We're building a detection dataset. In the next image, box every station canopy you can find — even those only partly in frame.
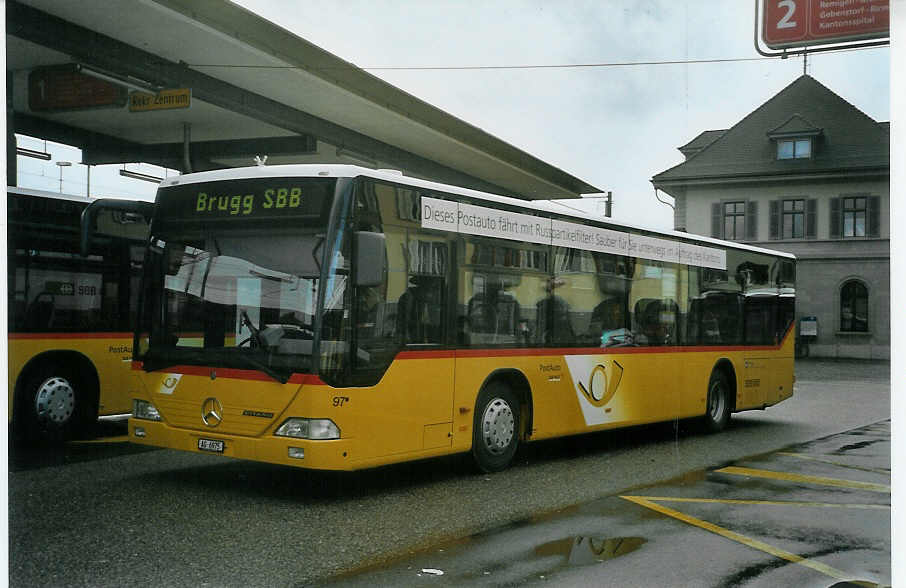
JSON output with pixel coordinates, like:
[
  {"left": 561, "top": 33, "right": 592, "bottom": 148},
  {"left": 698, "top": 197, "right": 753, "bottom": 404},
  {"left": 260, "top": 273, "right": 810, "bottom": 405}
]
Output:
[{"left": 6, "top": 0, "right": 602, "bottom": 199}]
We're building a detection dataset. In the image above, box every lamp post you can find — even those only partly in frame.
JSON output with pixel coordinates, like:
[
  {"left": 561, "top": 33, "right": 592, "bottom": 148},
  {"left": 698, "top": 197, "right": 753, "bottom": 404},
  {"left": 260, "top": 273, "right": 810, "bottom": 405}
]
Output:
[{"left": 55, "top": 161, "right": 72, "bottom": 193}]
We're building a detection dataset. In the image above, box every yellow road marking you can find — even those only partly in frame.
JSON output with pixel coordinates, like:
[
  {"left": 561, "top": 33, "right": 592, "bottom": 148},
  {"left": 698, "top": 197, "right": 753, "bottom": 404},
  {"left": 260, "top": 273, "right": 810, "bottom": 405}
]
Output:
[
  {"left": 777, "top": 452, "right": 890, "bottom": 475},
  {"left": 631, "top": 496, "right": 888, "bottom": 509},
  {"left": 69, "top": 435, "right": 131, "bottom": 445},
  {"left": 621, "top": 495, "right": 858, "bottom": 583},
  {"left": 716, "top": 466, "right": 890, "bottom": 493}
]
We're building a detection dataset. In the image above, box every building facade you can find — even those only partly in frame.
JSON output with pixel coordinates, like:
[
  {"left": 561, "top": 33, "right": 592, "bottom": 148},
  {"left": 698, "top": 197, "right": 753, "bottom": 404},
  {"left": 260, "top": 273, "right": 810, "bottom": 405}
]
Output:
[{"left": 652, "top": 75, "right": 889, "bottom": 359}]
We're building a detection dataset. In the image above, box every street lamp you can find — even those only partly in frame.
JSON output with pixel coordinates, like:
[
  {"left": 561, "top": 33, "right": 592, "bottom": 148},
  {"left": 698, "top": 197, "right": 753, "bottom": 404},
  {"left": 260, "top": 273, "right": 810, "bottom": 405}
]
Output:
[{"left": 56, "top": 161, "right": 72, "bottom": 193}]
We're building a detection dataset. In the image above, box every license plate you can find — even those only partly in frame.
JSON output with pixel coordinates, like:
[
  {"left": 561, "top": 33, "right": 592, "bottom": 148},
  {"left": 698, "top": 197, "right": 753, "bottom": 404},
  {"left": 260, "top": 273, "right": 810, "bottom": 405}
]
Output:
[{"left": 197, "top": 438, "right": 224, "bottom": 453}]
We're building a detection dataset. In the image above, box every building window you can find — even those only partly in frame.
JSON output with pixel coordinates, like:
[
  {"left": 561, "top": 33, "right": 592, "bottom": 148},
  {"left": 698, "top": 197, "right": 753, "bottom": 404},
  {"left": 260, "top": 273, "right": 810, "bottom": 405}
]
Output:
[
  {"left": 782, "top": 199, "right": 805, "bottom": 239},
  {"left": 840, "top": 280, "right": 868, "bottom": 332},
  {"left": 713, "top": 201, "right": 757, "bottom": 241},
  {"left": 842, "top": 197, "right": 866, "bottom": 237},
  {"left": 723, "top": 202, "right": 746, "bottom": 240},
  {"left": 777, "top": 138, "right": 811, "bottom": 159},
  {"left": 830, "top": 195, "right": 879, "bottom": 240},
  {"left": 770, "top": 198, "right": 815, "bottom": 240}
]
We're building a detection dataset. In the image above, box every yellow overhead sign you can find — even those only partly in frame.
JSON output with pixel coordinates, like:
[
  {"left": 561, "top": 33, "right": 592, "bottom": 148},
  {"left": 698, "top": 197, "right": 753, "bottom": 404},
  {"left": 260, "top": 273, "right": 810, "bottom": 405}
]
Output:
[{"left": 129, "top": 88, "right": 191, "bottom": 112}]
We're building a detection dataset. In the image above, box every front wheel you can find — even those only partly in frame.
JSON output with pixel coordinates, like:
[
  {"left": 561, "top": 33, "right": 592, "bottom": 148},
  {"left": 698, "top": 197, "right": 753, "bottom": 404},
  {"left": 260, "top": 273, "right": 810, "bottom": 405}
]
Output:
[
  {"left": 13, "top": 364, "right": 92, "bottom": 444},
  {"left": 702, "top": 370, "right": 731, "bottom": 433},
  {"left": 472, "top": 382, "right": 520, "bottom": 473}
]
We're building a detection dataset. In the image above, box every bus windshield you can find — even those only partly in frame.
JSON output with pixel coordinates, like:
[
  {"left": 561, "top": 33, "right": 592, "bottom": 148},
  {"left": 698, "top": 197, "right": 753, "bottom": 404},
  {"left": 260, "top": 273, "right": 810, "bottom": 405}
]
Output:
[{"left": 136, "top": 177, "right": 338, "bottom": 382}]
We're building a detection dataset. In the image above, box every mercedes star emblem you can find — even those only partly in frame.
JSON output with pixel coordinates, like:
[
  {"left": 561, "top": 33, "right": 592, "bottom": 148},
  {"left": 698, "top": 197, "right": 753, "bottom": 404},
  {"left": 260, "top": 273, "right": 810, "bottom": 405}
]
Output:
[{"left": 201, "top": 397, "right": 223, "bottom": 427}]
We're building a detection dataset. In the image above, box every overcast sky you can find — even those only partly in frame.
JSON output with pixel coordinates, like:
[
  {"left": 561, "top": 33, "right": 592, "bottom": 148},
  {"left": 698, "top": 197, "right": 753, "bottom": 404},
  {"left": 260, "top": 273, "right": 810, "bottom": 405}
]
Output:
[{"left": 234, "top": 0, "right": 891, "bottom": 229}]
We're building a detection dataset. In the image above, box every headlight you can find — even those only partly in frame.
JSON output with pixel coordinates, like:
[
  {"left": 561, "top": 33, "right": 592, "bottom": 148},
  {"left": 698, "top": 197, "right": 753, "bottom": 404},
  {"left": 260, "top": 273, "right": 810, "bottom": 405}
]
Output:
[
  {"left": 133, "top": 399, "right": 162, "bottom": 421},
  {"left": 275, "top": 418, "right": 340, "bottom": 440}
]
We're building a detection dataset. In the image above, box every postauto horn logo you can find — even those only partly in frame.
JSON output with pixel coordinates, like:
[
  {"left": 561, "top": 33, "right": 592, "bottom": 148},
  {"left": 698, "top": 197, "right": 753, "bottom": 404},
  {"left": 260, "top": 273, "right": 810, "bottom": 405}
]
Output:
[{"left": 565, "top": 356, "right": 625, "bottom": 426}]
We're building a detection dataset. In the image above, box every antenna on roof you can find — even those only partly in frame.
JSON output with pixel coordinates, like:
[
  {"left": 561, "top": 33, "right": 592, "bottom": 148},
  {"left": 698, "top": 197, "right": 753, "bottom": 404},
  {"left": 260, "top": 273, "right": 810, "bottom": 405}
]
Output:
[{"left": 254, "top": 155, "right": 268, "bottom": 166}]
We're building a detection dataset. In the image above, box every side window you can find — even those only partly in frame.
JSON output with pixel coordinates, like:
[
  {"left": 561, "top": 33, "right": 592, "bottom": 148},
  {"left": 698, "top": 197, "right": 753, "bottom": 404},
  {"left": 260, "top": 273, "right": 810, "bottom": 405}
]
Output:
[
  {"left": 686, "top": 251, "right": 792, "bottom": 347},
  {"left": 459, "top": 237, "right": 548, "bottom": 347},
  {"left": 548, "top": 247, "right": 634, "bottom": 348},
  {"left": 395, "top": 237, "right": 448, "bottom": 345},
  {"left": 352, "top": 181, "right": 450, "bottom": 366},
  {"left": 686, "top": 291, "right": 743, "bottom": 346},
  {"left": 8, "top": 235, "right": 113, "bottom": 333},
  {"left": 744, "top": 296, "right": 776, "bottom": 345},
  {"left": 589, "top": 253, "right": 633, "bottom": 347},
  {"left": 628, "top": 261, "right": 679, "bottom": 347}
]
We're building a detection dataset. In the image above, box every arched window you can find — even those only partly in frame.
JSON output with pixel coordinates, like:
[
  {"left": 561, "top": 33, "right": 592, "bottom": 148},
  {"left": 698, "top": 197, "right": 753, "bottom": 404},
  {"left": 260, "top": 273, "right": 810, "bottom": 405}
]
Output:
[{"left": 840, "top": 280, "right": 869, "bottom": 332}]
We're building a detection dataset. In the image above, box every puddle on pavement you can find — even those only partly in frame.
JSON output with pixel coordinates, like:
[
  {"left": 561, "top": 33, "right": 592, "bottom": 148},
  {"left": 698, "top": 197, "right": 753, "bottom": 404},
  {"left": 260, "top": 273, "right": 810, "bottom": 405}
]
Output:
[
  {"left": 832, "top": 439, "right": 884, "bottom": 454},
  {"left": 535, "top": 536, "right": 646, "bottom": 567}
]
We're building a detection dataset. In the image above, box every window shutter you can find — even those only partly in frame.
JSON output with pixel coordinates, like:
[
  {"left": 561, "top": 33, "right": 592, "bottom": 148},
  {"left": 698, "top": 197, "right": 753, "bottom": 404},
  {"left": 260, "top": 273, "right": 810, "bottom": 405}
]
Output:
[
  {"left": 711, "top": 203, "right": 721, "bottom": 238},
  {"left": 806, "top": 199, "right": 817, "bottom": 239},
  {"left": 868, "top": 195, "right": 881, "bottom": 238},
  {"left": 829, "top": 197, "right": 841, "bottom": 239},
  {"left": 745, "top": 201, "right": 758, "bottom": 241},
  {"left": 769, "top": 200, "right": 780, "bottom": 240}
]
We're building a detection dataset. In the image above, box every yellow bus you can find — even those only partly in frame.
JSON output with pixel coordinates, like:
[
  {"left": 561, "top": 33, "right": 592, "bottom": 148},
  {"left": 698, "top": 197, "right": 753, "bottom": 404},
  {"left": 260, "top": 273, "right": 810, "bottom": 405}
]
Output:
[
  {"left": 112, "top": 165, "right": 795, "bottom": 472},
  {"left": 8, "top": 187, "right": 151, "bottom": 443}
]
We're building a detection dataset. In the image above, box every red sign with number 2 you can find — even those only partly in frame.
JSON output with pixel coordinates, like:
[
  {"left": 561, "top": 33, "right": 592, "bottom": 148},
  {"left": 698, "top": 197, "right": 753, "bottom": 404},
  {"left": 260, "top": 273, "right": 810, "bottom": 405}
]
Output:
[{"left": 763, "top": 0, "right": 888, "bottom": 49}]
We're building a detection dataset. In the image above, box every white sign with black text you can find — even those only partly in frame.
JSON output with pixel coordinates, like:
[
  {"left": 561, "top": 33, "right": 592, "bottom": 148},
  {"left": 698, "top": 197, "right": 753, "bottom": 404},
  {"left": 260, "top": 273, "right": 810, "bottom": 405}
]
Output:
[{"left": 420, "top": 197, "right": 726, "bottom": 270}]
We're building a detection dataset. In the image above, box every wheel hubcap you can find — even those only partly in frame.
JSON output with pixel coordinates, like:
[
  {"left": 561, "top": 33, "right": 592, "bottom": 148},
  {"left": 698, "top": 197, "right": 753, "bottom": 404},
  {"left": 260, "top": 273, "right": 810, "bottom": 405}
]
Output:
[
  {"left": 709, "top": 382, "right": 725, "bottom": 420},
  {"left": 482, "top": 398, "right": 515, "bottom": 455},
  {"left": 35, "top": 377, "right": 75, "bottom": 425}
]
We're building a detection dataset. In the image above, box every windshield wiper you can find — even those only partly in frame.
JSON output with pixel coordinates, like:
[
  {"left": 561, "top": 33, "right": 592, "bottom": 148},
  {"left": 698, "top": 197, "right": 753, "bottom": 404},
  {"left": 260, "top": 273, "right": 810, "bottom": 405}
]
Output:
[
  {"left": 235, "top": 353, "right": 291, "bottom": 384},
  {"left": 144, "top": 348, "right": 290, "bottom": 384}
]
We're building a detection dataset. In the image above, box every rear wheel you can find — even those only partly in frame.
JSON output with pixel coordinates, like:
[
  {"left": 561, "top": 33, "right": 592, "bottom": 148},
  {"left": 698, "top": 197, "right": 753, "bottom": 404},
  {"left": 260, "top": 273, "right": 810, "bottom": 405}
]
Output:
[
  {"left": 14, "top": 363, "right": 93, "bottom": 444},
  {"left": 472, "top": 382, "right": 520, "bottom": 473},
  {"left": 702, "top": 370, "right": 731, "bottom": 433}
]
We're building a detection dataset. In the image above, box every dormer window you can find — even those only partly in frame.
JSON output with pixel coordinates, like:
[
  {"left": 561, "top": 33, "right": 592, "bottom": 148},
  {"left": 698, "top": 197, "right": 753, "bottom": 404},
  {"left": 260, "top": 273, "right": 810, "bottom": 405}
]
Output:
[
  {"left": 767, "top": 114, "right": 822, "bottom": 161},
  {"left": 777, "top": 138, "right": 811, "bottom": 159}
]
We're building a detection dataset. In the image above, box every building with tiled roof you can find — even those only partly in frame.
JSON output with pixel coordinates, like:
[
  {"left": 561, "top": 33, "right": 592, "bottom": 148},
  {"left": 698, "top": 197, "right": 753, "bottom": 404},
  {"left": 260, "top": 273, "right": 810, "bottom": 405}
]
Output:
[{"left": 652, "top": 75, "right": 889, "bottom": 359}]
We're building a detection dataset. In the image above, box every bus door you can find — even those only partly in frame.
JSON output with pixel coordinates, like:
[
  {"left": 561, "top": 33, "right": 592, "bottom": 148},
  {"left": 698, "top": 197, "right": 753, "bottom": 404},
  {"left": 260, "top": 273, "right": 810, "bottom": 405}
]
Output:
[
  {"left": 742, "top": 292, "right": 782, "bottom": 409},
  {"left": 80, "top": 198, "right": 153, "bottom": 399},
  {"left": 341, "top": 183, "right": 455, "bottom": 460}
]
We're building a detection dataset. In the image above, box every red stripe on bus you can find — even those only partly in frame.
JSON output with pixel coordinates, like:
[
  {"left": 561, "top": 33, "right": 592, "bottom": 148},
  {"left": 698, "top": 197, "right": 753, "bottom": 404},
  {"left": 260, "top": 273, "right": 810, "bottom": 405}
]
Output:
[
  {"left": 396, "top": 350, "right": 456, "bottom": 360},
  {"left": 125, "top": 324, "right": 792, "bottom": 382},
  {"left": 8, "top": 332, "right": 133, "bottom": 340},
  {"left": 129, "top": 362, "right": 324, "bottom": 385}
]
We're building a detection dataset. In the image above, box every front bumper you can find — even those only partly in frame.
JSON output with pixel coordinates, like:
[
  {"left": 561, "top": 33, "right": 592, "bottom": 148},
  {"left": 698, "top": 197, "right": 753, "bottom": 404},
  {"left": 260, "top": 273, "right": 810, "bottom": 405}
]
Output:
[{"left": 129, "top": 418, "right": 354, "bottom": 470}]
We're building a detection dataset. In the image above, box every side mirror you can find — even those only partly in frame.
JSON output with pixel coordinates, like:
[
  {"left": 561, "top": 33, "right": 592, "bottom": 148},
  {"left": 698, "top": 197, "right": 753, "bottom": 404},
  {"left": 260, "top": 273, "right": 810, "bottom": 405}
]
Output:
[
  {"left": 354, "top": 231, "right": 387, "bottom": 288},
  {"left": 80, "top": 199, "right": 154, "bottom": 257}
]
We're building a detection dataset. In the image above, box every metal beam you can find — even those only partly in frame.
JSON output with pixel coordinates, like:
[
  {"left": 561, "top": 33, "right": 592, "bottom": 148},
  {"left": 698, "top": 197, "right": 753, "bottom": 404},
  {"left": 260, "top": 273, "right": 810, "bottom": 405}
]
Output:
[
  {"left": 6, "top": 1, "right": 519, "bottom": 197},
  {"left": 83, "top": 135, "right": 317, "bottom": 167},
  {"left": 12, "top": 112, "right": 215, "bottom": 171}
]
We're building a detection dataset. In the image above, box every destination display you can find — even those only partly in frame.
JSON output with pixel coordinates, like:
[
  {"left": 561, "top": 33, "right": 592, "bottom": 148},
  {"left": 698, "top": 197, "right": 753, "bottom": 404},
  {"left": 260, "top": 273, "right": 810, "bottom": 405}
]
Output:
[
  {"left": 158, "top": 178, "right": 335, "bottom": 224},
  {"left": 28, "top": 64, "right": 128, "bottom": 112},
  {"left": 421, "top": 196, "right": 726, "bottom": 270}
]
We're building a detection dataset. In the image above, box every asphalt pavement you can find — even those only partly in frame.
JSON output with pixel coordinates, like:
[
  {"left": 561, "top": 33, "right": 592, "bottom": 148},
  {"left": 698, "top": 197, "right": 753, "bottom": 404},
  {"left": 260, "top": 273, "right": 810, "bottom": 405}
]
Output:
[
  {"left": 6, "top": 358, "right": 892, "bottom": 587},
  {"left": 323, "top": 419, "right": 891, "bottom": 587}
]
